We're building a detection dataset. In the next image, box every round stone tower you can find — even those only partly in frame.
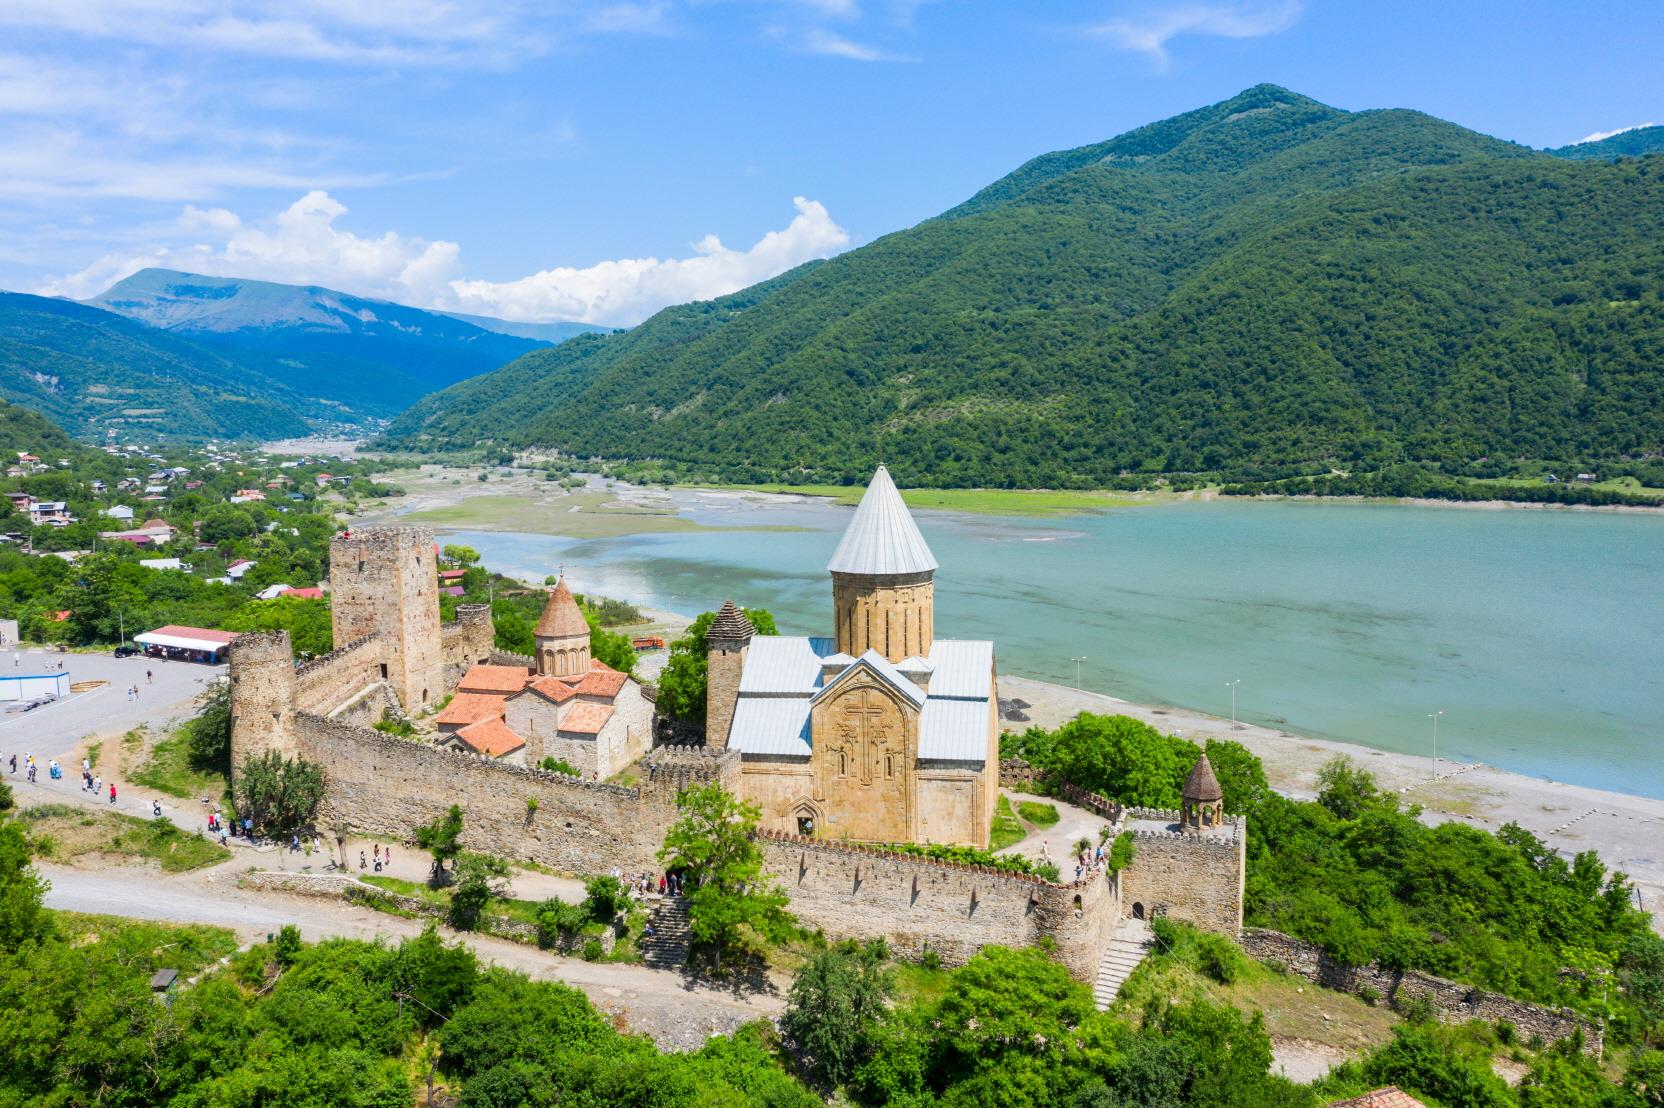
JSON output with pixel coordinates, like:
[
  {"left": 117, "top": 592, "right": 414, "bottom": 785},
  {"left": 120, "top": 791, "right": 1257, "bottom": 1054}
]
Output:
[
  {"left": 828, "top": 465, "right": 938, "bottom": 663},
  {"left": 227, "top": 629, "right": 298, "bottom": 782},
  {"left": 1180, "top": 753, "right": 1225, "bottom": 832},
  {"left": 534, "top": 575, "right": 590, "bottom": 678}
]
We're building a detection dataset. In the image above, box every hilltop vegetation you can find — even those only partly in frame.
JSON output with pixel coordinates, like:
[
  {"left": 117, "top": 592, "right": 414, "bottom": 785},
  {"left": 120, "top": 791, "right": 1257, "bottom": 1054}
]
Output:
[{"left": 381, "top": 85, "right": 1664, "bottom": 489}]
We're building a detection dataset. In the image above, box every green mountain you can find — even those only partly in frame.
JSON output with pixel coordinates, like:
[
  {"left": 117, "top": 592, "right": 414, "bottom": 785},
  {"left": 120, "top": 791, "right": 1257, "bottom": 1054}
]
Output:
[
  {"left": 1547, "top": 125, "right": 1664, "bottom": 161},
  {"left": 379, "top": 85, "right": 1664, "bottom": 486},
  {"left": 90, "top": 269, "right": 561, "bottom": 419},
  {"left": 0, "top": 292, "right": 312, "bottom": 441}
]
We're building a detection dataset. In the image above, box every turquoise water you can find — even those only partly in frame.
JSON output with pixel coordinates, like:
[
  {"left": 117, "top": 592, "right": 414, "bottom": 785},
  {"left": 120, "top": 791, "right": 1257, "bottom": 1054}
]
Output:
[{"left": 440, "top": 495, "right": 1664, "bottom": 798}]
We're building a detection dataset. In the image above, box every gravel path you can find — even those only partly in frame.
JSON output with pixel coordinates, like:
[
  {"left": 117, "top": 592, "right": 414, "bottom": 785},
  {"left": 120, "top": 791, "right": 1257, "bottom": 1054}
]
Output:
[{"left": 41, "top": 861, "right": 784, "bottom": 1052}]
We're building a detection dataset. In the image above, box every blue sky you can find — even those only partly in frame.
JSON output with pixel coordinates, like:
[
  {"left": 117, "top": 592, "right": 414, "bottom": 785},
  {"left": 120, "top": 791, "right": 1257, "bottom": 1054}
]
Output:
[{"left": 2, "top": 1, "right": 1659, "bottom": 326}]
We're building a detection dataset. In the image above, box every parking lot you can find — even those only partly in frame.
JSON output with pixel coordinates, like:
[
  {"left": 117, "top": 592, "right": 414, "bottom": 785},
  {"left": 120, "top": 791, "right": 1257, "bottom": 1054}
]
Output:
[{"left": 0, "top": 647, "right": 225, "bottom": 765}]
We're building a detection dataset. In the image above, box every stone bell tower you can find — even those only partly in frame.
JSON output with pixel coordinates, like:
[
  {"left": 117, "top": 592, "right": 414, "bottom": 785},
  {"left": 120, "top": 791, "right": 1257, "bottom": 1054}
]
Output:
[
  {"left": 827, "top": 465, "right": 937, "bottom": 663},
  {"left": 534, "top": 576, "right": 590, "bottom": 679},
  {"left": 704, "top": 601, "right": 755, "bottom": 750}
]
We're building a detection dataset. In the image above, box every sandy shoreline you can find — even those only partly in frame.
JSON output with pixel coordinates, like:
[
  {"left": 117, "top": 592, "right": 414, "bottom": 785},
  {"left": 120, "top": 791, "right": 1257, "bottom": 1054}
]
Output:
[{"left": 1000, "top": 675, "right": 1664, "bottom": 931}]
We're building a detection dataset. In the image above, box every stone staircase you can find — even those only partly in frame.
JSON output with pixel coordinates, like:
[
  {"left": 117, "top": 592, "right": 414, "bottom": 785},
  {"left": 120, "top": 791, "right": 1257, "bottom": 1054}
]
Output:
[
  {"left": 1094, "top": 916, "right": 1154, "bottom": 1010},
  {"left": 639, "top": 896, "right": 692, "bottom": 968}
]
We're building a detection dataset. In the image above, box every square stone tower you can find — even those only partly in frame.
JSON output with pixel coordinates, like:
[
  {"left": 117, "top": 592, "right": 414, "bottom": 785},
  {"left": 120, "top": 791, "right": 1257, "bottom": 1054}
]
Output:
[{"left": 330, "top": 527, "right": 444, "bottom": 713}]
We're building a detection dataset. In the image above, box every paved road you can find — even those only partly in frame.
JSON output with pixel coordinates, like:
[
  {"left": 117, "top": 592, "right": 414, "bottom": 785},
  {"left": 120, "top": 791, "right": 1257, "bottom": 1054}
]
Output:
[
  {"left": 41, "top": 863, "right": 784, "bottom": 1050},
  {"left": 0, "top": 647, "right": 221, "bottom": 765}
]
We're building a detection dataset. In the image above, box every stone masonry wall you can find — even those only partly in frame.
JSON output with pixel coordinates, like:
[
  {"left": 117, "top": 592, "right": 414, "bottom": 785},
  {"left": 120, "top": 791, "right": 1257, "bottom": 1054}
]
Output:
[
  {"left": 294, "top": 714, "right": 737, "bottom": 872},
  {"left": 759, "top": 832, "right": 1120, "bottom": 982},
  {"left": 1241, "top": 929, "right": 1600, "bottom": 1053},
  {"left": 293, "top": 635, "right": 387, "bottom": 716},
  {"left": 1118, "top": 809, "right": 1245, "bottom": 936}
]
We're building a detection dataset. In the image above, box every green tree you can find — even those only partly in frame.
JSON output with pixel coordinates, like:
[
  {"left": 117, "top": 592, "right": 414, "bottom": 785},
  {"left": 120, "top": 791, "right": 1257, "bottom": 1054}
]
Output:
[
  {"left": 1049, "top": 713, "right": 1182, "bottom": 807},
  {"left": 222, "top": 596, "right": 333, "bottom": 655},
  {"left": 232, "top": 751, "right": 324, "bottom": 836},
  {"left": 0, "top": 820, "right": 48, "bottom": 947},
  {"left": 782, "top": 940, "right": 894, "bottom": 1085},
  {"left": 449, "top": 854, "right": 510, "bottom": 931},
  {"left": 1316, "top": 756, "right": 1388, "bottom": 820},
  {"left": 490, "top": 599, "right": 533, "bottom": 654},
  {"left": 199, "top": 503, "right": 258, "bottom": 543},
  {"left": 443, "top": 544, "right": 480, "bottom": 566},
  {"left": 184, "top": 679, "right": 233, "bottom": 770},
  {"left": 415, "top": 804, "right": 465, "bottom": 882},
  {"left": 655, "top": 607, "right": 777, "bottom": 723},
  {"left": 658, "top": 783, "right": 792, "bottom": 968}
]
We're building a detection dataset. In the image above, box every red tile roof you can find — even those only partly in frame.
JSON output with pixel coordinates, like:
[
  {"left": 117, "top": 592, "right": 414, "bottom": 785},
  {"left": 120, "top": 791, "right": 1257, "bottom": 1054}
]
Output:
[
  {"left": 559, "top": 702, "right": 614, "bottom": 735},
  {"left": 571, "top": 668, "right": 628, "bottom": 698},
  {"left": 458, "top": 663, "right": 533, "bottom": 694},
  {"left": 436, "top": 692, "right": 508, "bottom": 727},
  {"left": 522, "top": 676, "right": 576, "bottom": 704},
  {"left": 438, "top": 569, "right": 467, "bottom": 580},
  {"left": 280, "top": 587, "right": 325, "bottom": 600},
  {"left": 454, "top": 717, "right": 525, "bottom": 757}
]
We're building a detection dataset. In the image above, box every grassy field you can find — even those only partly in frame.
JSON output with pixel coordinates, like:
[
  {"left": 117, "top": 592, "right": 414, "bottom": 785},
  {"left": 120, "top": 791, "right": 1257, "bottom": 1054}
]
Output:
[
  {"left": 712, "top": 483, "right": 1158, "bottom": 516},
  {"left": 128, "top": 727, "right": 227, "bottom": 801},
  {"left": 1115, "top": 934, "right": 1400, "bottom": 1061},
  {"left": 401, "top": 490, "right": 804, "bottom": 538},
  {"left": 22, "top": 804, "right": 231, "bottom": 873},
  {"left": 52, "top": 911, "right": 240, "bottom": 974},
  {"left": 990, "top": 795, "right": 1027, "bottom": 851},
  {"left": 1016, "top": 800, "right": 1060, "bottom": 828}
]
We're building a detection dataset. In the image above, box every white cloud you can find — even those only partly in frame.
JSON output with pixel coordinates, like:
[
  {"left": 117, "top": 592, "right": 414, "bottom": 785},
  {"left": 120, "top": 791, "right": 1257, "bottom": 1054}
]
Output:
[
  {"left": 798, "top": 28, "right": 904, "bottom": 61},
  {"left": 1088, "top": 1, "right": 1303, "bottom": 64},
  {"left": 40, "top": 191, "right": 850, "bottom": 328},
  {"left": 1575, "top": 122, "right": 1659, "bottom": 145},
  {"left": 447, "top": 196, "right": 849, "bottom": 325}
]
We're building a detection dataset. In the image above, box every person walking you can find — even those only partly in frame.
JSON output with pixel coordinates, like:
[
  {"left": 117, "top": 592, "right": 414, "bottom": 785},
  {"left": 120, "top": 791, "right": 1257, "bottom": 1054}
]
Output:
[
  {"left": 7, "top": 753, "right": 14, "bottom": 774},
  {"left": 94, "top": 774, "right": 101, "bottom": 796},
  {"left": 109, "top": 782, "right": 117, "bottom": 805},
  {"left": 146, "top": 670, "right": 153, "bottom": 685},
  {"left": 359, "top": 851, "right": 367, "bottom": 870}
]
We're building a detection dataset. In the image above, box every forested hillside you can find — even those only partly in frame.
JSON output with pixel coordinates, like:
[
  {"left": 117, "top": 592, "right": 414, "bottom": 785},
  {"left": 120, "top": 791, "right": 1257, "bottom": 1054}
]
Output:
[
  {"left": 1548, "top": 125, "right": 1664, "bottom": 161},
  {"left": 380, "top": 85, "right": 1664, "bottom": 487},
  {"left": 0, "top": 292, "right": 312, "bottom": 441}
]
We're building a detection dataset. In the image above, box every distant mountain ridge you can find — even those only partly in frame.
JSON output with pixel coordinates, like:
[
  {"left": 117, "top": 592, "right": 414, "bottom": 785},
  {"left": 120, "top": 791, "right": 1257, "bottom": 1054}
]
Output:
[
  {"left": 87, "top": 269, "right": 573, "bottom": 420},
  {"left": 379, "top": 84, "right": 1664, "bottom": 485},
  {"left": 1547, "top": 125, "right": 1664, "bottom": 161}
]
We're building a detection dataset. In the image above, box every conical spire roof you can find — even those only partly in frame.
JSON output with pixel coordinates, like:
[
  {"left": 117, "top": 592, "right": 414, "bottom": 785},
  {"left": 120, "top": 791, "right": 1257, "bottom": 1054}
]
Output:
[
  {"left": 707, "top": 600, "right": 756, "bottom": 643},
  {"left": 1182, "top": 753, "right": 1224, "bottom": 803},
  {"left": 535, "top": 576, "right": 590, "bottom": 639},
  {"left": 826, "top": 465, "right": 938, "bottom": 576}
]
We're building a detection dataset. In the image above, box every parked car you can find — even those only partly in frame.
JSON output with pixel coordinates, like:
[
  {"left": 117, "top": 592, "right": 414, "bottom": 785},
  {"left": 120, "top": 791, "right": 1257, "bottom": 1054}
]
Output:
[{"left": 113, "top": 644, "right": 139, "bottom": 658}]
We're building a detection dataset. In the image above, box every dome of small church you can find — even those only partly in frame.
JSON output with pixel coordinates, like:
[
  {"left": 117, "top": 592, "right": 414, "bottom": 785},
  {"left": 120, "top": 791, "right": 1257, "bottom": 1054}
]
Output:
[
  {"left": 535, "top": 576, "right": 589, "bottom": 639},
  {"left": 707, "top": 600, "right": 756, "bottom": 642},
  {"left": 1182, "top": 753, "right": 1224, "bottom": 802}
]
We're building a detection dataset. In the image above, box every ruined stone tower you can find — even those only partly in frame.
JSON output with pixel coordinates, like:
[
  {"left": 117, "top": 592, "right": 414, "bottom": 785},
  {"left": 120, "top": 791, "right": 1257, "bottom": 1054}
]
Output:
[
  {"left": 329, "top": 527, "right": 443, "bottom": 712},
  {"left": 827, "top": 466, "right": 937, "bottom": 663},
  {"left": 703, "top": 601, "right": 754, "bottom": 749},
  {"left": 227, "top": 629, "right": 299, "bottom": 779},
  {"left": 534, "top": 576, "right": 590, "bottom": 679}
]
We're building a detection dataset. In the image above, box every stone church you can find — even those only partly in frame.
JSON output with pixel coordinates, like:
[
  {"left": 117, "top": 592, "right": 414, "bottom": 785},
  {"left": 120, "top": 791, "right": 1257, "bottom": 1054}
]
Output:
[{"left": 704, "top": 466, "right": 1000, "bottom": 847}]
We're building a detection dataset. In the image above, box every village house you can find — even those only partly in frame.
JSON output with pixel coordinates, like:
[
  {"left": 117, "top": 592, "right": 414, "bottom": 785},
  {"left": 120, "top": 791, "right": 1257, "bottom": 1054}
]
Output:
[
  {"left": 230, "top": 489, "right": 266, "bottom": 503},
  {"left": 28, "top": 501, "right": 74, "bottom": 526},
  {"left": 102, "top": 505, "right": 135, "bottom": 521}
]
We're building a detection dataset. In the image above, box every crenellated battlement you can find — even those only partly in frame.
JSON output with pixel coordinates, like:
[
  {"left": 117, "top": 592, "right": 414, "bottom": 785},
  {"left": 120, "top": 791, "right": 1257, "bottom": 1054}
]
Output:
[
  {"left": 294, "top": 634, "right": 379, "bottom": 677},
  {"left": 754, "top": 828, "right": 1099, "bottom": 889}
]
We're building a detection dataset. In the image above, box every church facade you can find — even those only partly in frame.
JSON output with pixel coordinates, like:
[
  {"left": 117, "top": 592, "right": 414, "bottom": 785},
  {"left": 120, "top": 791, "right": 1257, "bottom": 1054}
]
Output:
[{"left": 704, "top": 466, "right": 1000, "bottom": 848}]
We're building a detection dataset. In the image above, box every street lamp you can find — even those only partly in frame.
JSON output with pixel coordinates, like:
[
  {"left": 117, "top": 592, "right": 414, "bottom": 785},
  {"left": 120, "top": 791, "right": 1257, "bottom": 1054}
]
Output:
[
  {"left": 1071, "top": 657, "right": 1086, "bottom": 690},
  {"left": 1427, "top": 710, "right": 1443, "bottom": 780},
  {"left": 1226, "top": 679, "right": 1241, "bottom": 730}
]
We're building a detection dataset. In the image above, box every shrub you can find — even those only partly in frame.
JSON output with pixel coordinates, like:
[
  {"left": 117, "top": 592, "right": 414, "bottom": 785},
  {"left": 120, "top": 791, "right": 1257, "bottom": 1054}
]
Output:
[
  {"left": 580, "top": 939, "right": 604, "bottom": 961},
  {"left": 539, "top": 757, "right": 579, "bottom": 776},
  {"left": 582, "top": 875, "right": 628, "bottom": 922},
  {"left": 1196, "top": 932, "right": 1244, "bottom": 985}
]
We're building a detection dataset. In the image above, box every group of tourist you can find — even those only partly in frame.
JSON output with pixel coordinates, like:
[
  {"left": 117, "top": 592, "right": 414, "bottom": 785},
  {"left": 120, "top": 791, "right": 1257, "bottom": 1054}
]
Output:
[
  {"left": 1039, "top": 834, "right": 1117, "bottom": 882},
  {"left": 613, "top": 868, "right": 689, "bottom": 899},
  {"left": 358, "top": 843, "right": 394, "bottom": 872}
]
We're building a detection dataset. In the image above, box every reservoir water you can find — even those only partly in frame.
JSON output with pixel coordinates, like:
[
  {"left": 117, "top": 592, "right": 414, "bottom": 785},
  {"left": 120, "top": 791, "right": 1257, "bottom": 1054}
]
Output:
[{"left": 436, "top": 494, "right": 1664, "bottom": 798}]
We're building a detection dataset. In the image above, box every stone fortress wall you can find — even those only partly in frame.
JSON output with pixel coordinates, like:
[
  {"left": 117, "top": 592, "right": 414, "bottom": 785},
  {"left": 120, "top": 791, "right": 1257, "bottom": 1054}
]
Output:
[
  {"left": 759, "top": 831, "right": 1121, "bottom": 980},
  {"left": 1117, "top": 806, "right": 1247, "bottom": 935},
  {"left": 227, "top": 525, "right": 1247, "bottom": 987}
]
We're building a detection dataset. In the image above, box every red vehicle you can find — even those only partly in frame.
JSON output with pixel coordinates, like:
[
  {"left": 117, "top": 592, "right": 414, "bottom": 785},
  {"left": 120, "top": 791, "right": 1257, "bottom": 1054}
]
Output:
[{"left": 631, "top": 637, "right": 666, "bottom": 651}]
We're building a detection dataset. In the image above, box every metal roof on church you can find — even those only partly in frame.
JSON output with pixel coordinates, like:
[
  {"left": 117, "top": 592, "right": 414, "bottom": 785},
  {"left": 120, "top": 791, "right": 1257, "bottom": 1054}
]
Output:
[
  {"left": 919, "top": 698, "right": 992, "bottom": 761},
  {"left": 728, "top": 697, "right": 813, "bottom": 757},
  {"left": 924, "top": 639, "right": 993, "bottom": 700},
  {"left": 811, "top": 649, "right": 926, "bottom": 708},
  {"left": 826, "top": 465, "right": 938, "bottom": 576},
  {"left": 738, "top": 636, "right": 836, "bottom": 695}
]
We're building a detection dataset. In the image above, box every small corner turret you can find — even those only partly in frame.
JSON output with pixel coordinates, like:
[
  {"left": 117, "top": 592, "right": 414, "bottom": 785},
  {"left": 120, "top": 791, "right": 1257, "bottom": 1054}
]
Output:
[
  {"left": 704, "top": 601, "right": 754, "bottom": 750},
  {"left": 1180, "top": 752, "right": 1225, "bottom": 832}
]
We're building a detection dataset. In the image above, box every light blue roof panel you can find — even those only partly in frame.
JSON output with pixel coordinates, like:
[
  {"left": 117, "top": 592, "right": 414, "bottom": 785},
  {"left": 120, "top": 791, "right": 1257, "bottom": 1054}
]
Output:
[{"left": 925, "top": 639, "right": 993, "bottom": 699}]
